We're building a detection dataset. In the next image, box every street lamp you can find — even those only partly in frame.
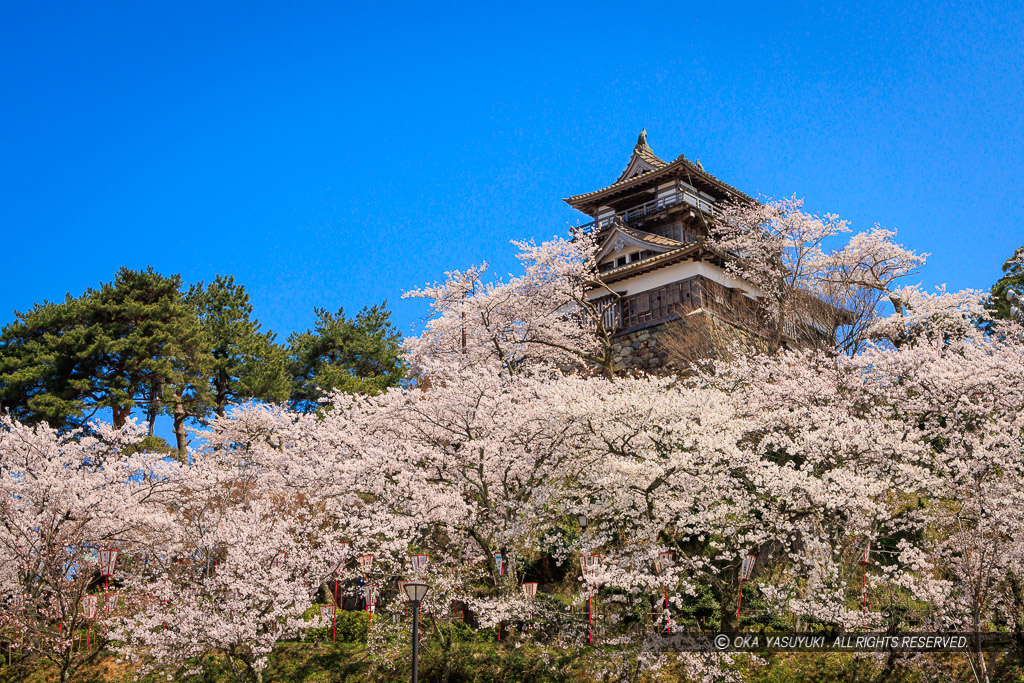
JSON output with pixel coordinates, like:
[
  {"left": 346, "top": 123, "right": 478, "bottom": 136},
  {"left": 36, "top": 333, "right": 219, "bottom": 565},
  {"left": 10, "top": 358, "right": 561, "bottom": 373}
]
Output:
[
  {"left": 1008, "top": 288, "right": 1023, "bottom": 322},
  {"left": 577, "top": 513, "right": 588, "bottom": 531},
  {"left": 402, "top": 580, "right": 430, "bottom": 683}
]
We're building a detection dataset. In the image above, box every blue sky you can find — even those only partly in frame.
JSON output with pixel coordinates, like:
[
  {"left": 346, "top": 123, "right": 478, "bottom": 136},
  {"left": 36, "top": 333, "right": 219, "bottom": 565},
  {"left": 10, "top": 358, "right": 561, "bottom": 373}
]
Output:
[{"left": 1, "top": 1, "right": 1021, "bottom": 343}]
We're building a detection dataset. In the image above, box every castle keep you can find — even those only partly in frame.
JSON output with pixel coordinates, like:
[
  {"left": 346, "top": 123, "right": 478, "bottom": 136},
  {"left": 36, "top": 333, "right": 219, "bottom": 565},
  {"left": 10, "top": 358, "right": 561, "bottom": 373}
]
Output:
[{"left": 565, "top": 130, "right": 768, "bottom": 371}]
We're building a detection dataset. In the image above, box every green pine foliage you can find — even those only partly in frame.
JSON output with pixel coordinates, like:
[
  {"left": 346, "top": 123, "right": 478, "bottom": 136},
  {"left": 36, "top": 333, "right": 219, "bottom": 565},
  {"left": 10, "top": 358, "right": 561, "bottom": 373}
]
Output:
[
  {"left": 0, "top": 269, "right": 404, "bottom": 451},
  {"left": 187, "top": 275, "right": 290, "bottom": 417},
  {"left": 286, "top": 304, "right": 406, "bottom": 413},
  {"left": 990, "top": 244, "right": 1024, "bottom": 320},
  {"left": 0, "top": 267, "right": 203, "bottom": 433}
]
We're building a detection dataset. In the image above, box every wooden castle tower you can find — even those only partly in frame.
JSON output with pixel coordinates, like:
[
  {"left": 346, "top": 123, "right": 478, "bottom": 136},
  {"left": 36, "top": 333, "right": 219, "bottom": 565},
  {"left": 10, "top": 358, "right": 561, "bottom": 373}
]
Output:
[{"left": 565, "top": 129, "right": 772, "bottom": 371}]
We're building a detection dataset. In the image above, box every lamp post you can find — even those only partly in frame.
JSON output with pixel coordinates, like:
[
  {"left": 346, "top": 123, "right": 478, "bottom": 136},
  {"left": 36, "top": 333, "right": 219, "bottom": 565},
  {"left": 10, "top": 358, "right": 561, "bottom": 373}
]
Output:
[
  {"left": 577, "top": 513, "right": 588, "bottom": 532},
  {"left": 402, "top": 580, "right": 430, "bottom": 683},
  {"left": 1008, "top": 288, "right": 1023, "bottom": 323}
]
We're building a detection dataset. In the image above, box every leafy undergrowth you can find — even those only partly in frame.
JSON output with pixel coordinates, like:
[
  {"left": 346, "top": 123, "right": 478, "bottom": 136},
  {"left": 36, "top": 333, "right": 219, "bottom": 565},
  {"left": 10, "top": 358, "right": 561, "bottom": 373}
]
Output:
[{"left": 2, "top": 645, "right": 1023, "bottom": 682}]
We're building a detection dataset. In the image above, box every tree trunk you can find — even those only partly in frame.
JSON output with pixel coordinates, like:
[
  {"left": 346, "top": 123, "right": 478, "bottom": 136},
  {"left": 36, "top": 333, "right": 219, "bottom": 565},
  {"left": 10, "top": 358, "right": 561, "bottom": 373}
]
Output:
[
  {"left": 112, "top": 404, "right": 130, "bottom": 429},
  {"left": 147, "top": 378, "right": 164, "bottom": 436},
  {"left": 173, "top": 394, "right": 188, "bottom": 460},
  {"left": 217, "top": 369, "right": 229, "bottom": 417}
]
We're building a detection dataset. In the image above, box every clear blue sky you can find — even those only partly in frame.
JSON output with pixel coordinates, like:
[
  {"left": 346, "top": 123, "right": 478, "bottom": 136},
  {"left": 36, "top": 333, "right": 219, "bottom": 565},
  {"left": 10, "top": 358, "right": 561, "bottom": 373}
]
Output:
[{"left": 2, "top": 1, "right": 1022, "bottom": 342}]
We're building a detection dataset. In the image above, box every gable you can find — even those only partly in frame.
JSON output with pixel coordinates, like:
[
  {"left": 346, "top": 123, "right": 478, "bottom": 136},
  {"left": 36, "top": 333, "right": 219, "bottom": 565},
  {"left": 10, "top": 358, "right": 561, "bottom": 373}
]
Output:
[{"left": 595, "top": 226, "right": 680, "bottom": 263}]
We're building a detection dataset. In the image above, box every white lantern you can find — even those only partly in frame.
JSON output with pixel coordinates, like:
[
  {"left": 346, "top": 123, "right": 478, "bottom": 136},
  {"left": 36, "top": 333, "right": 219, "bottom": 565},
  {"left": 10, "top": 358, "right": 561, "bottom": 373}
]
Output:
[
  {"left": 98, "top": 548, "right": 118, "bottom": 577},
  {"left": 366, "top": 584, "right": 378, "bottom": 607},
  {"left": 859, "top": 539, "right": 871, "bottom": 566},
  {"left": 740, "top": 554, "right": 756, "bottom": 581},
  {"left": 411, "top": 553, "right": 428, "bottom": 576},
  {"left": 83, "top": 595, "right": 99, "bottom": 620},
  {"left": 103, "top": 593, "right": 117, "bottom": 617},
  {"left": 494, "top": 552, "right": 504, "bottom": 576},
  {"left": 582, "top": 554, "right": 600, "bottom": 581},
  {"left": 320, "top": 604, "right": 335, "bottom": 620},
  {"left": 358, "top": 554, "right": 374, "bottom": 572},
  {"left": 522, "top": 582, "right": 538, "bottom": 599}
]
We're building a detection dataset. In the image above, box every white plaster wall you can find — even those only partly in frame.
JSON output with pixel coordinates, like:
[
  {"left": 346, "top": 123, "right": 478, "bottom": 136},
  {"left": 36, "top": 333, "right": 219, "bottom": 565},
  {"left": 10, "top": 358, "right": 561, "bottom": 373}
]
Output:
[{"left": 588, "top": 260, "right": 762, "bottom": 300}]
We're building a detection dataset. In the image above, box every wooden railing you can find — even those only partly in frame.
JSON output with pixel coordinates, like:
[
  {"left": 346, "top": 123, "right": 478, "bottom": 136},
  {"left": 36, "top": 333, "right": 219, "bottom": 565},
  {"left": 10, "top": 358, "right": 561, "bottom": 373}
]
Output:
[
  {"left": 577, "top": 183, "right": 717, "bottom": 234},
  {"left": 607, "top": 275, "right": 762, "bottom": 333}
]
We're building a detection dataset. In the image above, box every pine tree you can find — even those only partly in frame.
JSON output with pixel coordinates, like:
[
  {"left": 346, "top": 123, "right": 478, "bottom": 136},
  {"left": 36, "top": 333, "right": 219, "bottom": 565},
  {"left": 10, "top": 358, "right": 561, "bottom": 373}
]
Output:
[
  {"left": 990, "top": 245, "right": 1024, "bottom": 320},
  {"left": 286, "top": 303, "right": 405, "bottom": 413},
  {"left": 0, "top": 296, "right": 99, "bottom": 429},
  {"left": 187, "top": 275, "right": 289, "bottom": 417},
  {"left": 0, "top": 267, "right": 211, "bottom": 442}
]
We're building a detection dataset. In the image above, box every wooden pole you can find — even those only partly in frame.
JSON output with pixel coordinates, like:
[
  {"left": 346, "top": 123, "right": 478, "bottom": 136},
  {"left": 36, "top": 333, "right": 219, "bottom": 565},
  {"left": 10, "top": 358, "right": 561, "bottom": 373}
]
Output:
[{"left": 735, "top": 583, "right": 743, "bottom": 628}]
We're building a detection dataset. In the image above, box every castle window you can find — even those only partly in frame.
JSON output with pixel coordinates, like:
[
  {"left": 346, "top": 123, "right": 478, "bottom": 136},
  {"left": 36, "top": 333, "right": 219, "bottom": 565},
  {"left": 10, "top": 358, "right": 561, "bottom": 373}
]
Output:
[
  {"left": 629, "top": 251, "right": 641, "bottom": 263},
  {"left": 616, "top": 256, "right": 627, "bottom": 267}
]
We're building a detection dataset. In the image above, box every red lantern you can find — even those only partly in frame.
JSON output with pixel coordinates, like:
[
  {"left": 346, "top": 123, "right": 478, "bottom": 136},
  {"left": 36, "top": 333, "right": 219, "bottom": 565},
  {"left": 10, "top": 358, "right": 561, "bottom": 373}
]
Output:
[
  {"left": 411, "top": 554, "right": 428, "bottom": 576},
  {"left": 320, "top": 604, "right": 335, "bottom": 621},
  {"left": 522, "top": 582, "right": 538, "bottom": 599},
  {"left": 103, "top": 593, "right": 117, "bottom": 617},
  {"left": 859, "top": 540, "right": 871, "bottom": 566},
  {"left": 358, "top": 554, "right": 374, "bottom": 572}
]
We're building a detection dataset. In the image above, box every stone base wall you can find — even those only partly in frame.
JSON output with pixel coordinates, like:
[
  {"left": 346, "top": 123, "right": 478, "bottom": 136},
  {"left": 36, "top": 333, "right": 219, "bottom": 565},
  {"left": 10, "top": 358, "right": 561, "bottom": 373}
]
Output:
[
  {"left": 610, "top": 326, "right": 664, "bottom": 373},
  {"left": 610, "top": 310, "right": 768, "bottom": 375}
]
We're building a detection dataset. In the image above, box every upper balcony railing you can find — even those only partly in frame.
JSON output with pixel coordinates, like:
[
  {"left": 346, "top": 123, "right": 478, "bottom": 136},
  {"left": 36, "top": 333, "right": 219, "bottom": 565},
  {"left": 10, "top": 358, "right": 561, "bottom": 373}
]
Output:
[{"left": 576, "top": 183, "right": 717, "bottom": 234}]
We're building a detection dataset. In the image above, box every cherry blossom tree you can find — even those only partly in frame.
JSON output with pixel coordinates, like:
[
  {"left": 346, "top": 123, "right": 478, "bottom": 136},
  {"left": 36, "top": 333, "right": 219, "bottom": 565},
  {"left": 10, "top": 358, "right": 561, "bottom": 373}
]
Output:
[
  {"left": 0, "top": 417, "right": 177, "bottom": 683},
  {"left": 403, "top": 232, "right": 622, "bottom": 378},
  {"left": 111, "top": 404, "right": 420, "bottom": 683},
  {"left": 710, "top": 196, "right": 927, "bottom": 353}
]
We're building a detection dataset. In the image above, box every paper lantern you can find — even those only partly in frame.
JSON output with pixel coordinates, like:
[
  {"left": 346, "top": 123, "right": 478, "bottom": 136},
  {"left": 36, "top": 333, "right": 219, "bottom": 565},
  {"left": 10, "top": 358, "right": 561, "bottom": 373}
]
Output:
[
  {"left": 83, "top": 595, "right": 99, "bottom": 620},
  {"left": 859, "top": 539, "right": 871, "bottom": 566},
  {"left": 98, "top": 549, "right": 118, "bottom": 577},
  {"left": 740, "top": 554, "right": 756, "bottom": 581}
]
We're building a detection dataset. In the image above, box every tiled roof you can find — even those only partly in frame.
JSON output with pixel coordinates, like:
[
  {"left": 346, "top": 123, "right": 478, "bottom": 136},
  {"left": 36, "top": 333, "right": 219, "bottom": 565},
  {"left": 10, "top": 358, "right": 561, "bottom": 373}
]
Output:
[
  {"left": 596, "top": 239, "right": 729, "bottom": 283},
  {"left": 612, "top": 130, "right": 669, "bottom": 183},
  {"left": 565, "top": 131, "right": 755, "bottom": 208},
  {"left": 618, "top": 225, "right": 683, "bottom": 249}
]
